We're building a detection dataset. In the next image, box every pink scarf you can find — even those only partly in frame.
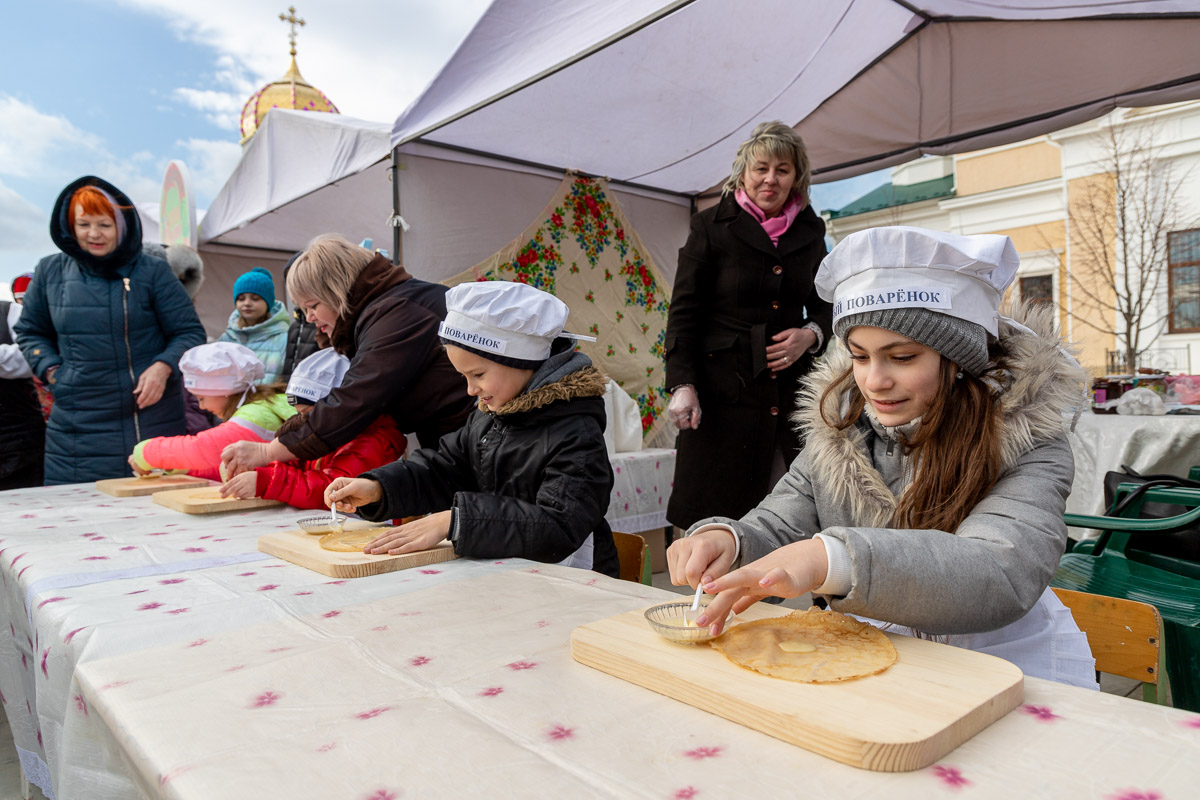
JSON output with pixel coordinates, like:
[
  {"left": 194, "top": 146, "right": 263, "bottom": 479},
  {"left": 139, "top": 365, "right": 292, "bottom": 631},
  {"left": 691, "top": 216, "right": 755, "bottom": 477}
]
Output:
[{"left": 735, "top": 188, "right": 803, "bottom": 246}]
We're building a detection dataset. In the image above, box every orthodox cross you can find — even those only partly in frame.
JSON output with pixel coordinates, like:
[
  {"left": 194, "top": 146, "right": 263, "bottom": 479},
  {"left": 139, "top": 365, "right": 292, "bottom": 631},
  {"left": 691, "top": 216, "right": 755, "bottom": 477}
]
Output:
[{"left": 279, "top": 6, "right": 306, "bottom": 56}]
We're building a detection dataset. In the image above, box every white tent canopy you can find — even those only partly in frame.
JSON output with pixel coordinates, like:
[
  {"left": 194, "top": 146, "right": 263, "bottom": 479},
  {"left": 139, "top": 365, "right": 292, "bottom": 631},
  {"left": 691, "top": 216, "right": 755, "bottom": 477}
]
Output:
[
  {"left": 392, "top": 0, "right": 1200, "bottom": 189},
  {"left": 191, "top": 108, "right": 691, "bottom": 337}
]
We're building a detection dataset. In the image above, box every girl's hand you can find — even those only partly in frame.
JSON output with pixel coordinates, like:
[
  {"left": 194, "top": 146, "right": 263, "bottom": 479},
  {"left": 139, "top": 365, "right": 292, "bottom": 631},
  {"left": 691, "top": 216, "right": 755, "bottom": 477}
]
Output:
[
  {"left": 220, "top": 471, "right": 258, "bottom": 499},
  {"left": 221, "top": 441, "right": 269, "bottom": 476},
  {"left": 666, "top": 528, "right": 738, "bottom": 589},
  {"left": 133, "top": 361, "right": 172, "bottom": 409},
  {"left": 766, "top": 327, "right": 817, "bottom": 373},
  {"left": 363, "top": 511, "right": 452, "bottom": 554},
  {"left": 128, "top": 454, "right": 150, "bottom": 477},
  {"left": 695, "top": 539, "right": 830, "bottom": 635},
  {"left": 325, "top": 477, "right": 383, "bottom": 513}
]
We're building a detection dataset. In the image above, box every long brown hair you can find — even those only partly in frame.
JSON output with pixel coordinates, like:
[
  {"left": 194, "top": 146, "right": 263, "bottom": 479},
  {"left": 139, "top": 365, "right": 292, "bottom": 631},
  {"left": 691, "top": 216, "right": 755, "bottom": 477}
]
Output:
[
  {"left": 216, "top": 384, "right": 286, "bottom": 421},
  {"left": 819, "top": 345, "right": 1006, "bottom": 532}
]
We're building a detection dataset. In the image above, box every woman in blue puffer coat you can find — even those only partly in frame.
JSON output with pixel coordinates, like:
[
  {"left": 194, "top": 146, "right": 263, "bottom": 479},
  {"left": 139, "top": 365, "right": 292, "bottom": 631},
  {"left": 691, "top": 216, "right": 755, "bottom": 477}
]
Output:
[{"left": 16, "top": 176, "right": 206, "bottom": 484}]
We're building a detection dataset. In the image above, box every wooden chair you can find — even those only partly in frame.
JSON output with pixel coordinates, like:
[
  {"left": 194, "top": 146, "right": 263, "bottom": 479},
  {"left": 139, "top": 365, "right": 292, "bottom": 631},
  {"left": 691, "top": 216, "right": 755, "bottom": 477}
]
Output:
[
  {"left": 1051, "top": 587, "right": 1164, "bottom": 703},
  {"left": 613, "top": 531, "right": 651, "bottom": 585}
]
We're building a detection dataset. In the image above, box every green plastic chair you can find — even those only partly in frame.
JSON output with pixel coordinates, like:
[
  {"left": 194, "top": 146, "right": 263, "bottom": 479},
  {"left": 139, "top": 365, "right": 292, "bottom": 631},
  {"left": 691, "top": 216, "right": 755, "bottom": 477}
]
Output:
[{"left": 1057, "top": 483, "right": 1200, "bottom": 711}]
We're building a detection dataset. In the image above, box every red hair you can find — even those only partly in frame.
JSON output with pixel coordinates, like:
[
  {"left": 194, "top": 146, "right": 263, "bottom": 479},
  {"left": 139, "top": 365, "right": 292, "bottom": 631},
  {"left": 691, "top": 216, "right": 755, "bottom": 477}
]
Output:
[{"left": 67, "top": 186, "right": 119, "bottom": 225}]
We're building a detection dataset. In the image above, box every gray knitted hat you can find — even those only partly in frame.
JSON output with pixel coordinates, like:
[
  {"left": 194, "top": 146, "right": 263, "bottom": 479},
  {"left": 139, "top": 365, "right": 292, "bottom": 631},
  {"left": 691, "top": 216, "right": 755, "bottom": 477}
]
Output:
[{"left": 835, "top": 307, "right": 990, "bottom": 376}]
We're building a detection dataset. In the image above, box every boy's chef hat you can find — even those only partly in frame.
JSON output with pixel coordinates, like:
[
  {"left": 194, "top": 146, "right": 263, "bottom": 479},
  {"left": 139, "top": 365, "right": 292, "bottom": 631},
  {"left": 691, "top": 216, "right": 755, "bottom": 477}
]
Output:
[
  {"left": 438, "top": 281, "right": 594, "bottom": 368},
  {"left": 180, "top": 342, "right": 265, "bottom": 396},
  {"left": 286, "top": 348, "right": 350, "bottom": 405},
  {"left": 814, "top": 227, "right": 1020, "bottom": 375}
]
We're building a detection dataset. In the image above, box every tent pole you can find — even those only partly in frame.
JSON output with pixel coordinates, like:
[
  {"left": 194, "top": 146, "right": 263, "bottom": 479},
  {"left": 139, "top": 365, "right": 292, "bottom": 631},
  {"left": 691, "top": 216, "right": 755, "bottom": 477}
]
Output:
[{"left": 391, "top": 145, "right": 403, "bottom": 266}]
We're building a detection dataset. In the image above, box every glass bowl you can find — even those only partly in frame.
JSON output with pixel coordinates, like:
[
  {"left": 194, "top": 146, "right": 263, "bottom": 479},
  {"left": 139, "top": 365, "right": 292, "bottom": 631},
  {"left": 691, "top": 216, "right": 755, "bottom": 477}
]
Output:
[
  {"left": 296, "top": 514, "right": 348, "bottom": 535},
  {"left": 644, "top": 600, "right": 721, "bottom": 644}
]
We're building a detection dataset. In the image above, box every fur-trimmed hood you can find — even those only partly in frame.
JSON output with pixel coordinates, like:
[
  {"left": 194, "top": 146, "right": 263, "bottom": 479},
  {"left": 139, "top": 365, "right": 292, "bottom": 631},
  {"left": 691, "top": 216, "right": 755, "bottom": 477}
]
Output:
[
  {"left": 492, "top": 351, "right": 607, "bottom": 417},
  {"left": 793, "top": 303, "right": 1088, "bottom": 528}
]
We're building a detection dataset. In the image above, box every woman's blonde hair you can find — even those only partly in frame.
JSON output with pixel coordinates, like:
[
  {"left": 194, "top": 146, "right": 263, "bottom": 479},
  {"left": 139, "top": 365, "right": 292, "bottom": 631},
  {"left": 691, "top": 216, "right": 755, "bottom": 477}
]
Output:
[
  {"left": 286, "top": 234, "right": 375, "bottom": 319},
  {"left": 722, "top": 121, "right": 811, "bottom": 204}
]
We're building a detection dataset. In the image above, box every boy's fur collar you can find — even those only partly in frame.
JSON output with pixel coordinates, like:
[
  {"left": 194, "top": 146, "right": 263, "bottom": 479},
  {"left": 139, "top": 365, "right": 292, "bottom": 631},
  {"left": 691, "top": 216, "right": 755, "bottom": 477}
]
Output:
[
  {"left": 491, "top": 365, "right": 607, "bottom": 416},
  {"left": 793, "top": 303, "right": 1088, "bottom": 527}
]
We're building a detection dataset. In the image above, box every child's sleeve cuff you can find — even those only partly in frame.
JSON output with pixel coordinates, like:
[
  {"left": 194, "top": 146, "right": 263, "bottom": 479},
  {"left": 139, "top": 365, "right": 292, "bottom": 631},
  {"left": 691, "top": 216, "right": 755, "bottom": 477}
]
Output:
[{"left": 812, "top": 534, "right": 852, "bottom": 597}]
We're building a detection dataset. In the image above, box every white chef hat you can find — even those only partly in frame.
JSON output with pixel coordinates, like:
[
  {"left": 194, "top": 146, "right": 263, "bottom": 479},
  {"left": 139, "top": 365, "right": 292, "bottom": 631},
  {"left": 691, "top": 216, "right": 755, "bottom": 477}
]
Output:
[
  {"left": 438, "top": 281, "right": 594, "bottom": 368},
  {"left": 286, "top": 348, "right": 350, "bottom": 405},
  {"left": 814, "top": 227, "right": 1020, "bottom": 375},
  {"left": 180, "top": 342, "right": 265, "bottom": 397}
]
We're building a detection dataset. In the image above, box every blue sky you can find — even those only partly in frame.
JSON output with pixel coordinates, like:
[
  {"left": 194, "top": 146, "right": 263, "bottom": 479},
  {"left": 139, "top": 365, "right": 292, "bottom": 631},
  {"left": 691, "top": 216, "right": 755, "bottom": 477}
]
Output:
[{"left": 1, "top": 0, "right": 886, "bottom": 298}]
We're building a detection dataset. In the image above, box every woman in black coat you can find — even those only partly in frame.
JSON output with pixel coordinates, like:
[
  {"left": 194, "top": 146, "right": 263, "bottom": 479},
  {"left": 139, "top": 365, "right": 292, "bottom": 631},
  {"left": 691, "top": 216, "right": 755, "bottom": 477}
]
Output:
[{"left": 664, "top": 122, "right": 831, "bottom": 528}]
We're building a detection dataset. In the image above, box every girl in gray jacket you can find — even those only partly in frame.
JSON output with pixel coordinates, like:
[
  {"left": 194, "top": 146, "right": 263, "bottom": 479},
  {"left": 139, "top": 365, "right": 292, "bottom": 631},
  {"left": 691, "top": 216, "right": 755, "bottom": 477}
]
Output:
[{"left": 668, "top": 226, "right": 1097, "bottom": 688}]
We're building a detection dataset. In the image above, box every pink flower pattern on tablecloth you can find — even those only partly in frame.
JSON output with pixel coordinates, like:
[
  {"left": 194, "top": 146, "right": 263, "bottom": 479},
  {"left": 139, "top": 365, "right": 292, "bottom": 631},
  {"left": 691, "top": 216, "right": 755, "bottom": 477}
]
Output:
[
  {"left": 547, "top": 724, "right": 574, "bottom": 740},
  {"left": 535, "top": 620, "right": 550, "bottom": 628},
  {"left": 159, "top": 766, "right": 192, "bottom": 786},
  {"left": 137, "top": 602, "right": 164, "bottom": 611},
  {"left": 1180, "top": 716, "right": 1200, "bottom": 729},
  {"left": 257, "top": 584, "right": 279, "bottom": 592},
  {"left": 317, "top": 742, "right": 337, "bottom": 752},
  {"left": 361, "top": 790, "right": 398, "bottom": 800},
  {"left": 64, "top": 627, "right": 87, "bottom": 643},
  {"left": 187, "top": 638, "right": 208, "bottom": 648},
  {"left": 410, "top": 656, "right": 430, "bottom": 666},
  {"left": 419, "top": 569, "right": 441, "bottom": 574},
  {"left": 507, "top": 660, "right": 537, "bottom": 671},
  {"left": 159, "top": 578, "right": 186, "bottom": 585},
  {"left": 73, "top": 694, "right": 87, "bottom": 716},
  {"left": 371, "top": 625, "right": 389, "bottom": 632},
  {"left": 355, "top": 706, "right": 392, "bottom": 720},
  {"left": 82, "top": 555, "right": 109, "bottom": 561},
  {"left": 674, "top": 788, "right": 698, "bottom": 800},
  {"left": 237, "top": 572, "right": 257, "bottom": 577},
  {"left": 37, "top": 596, "right": 67, "bottom": 609},
  {"left": 323, "top": 610, "right": 341, "bottom": 618},
  {"left": 40, "top": 648, "right": 49, "bottom": 678},
  {"left": 1021, "top": 704, "right": 1060, "bottom": 722},
  {"left": 251, "top": 691, "right": 282, "bottom": 708},
  {"left": 481, "top": 687, "right": 504, "bottom": 697},
  {"left": 684, "top": 746, "right": 723, "bottom": 760},
  {"left": 101, "top": 681, "right": 129, "bottom": 691},
  {"left": 1107, "top": 791, "right": 1163, "bottom": 800},
  {"left": 931, "top": 765, "right": 971, "bottom": 788},
  {"left": 226, "top": 665, "right": 246, "bottom": 672},
  {"left": 166, "top": 608, "right": 190, "bottom": 615},
  {"left": 182, "top": 547, "right": 206, "bottom": 553}
]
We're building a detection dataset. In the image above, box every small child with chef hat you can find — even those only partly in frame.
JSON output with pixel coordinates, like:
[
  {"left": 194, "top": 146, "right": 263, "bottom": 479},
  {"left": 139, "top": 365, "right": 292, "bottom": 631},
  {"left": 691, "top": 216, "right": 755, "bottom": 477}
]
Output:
[
  {"left": 128, "top": 342, "right": 296, "bottom": 481},
  {"left": 218, "top": 347, "right": 406, "bottom": 509},
  {"left": 668, "top": 226, "right": 1099, "bottom": 689},
  {"left": 326, "top": 280, "right": 620, "bottom": 578}
]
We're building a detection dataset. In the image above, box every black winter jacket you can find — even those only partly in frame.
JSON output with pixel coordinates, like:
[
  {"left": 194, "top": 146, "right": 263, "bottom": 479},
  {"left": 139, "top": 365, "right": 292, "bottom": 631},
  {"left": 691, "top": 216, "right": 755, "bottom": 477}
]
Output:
[{"left": 358, "top": 346, "right": 618, "bottom": 578}]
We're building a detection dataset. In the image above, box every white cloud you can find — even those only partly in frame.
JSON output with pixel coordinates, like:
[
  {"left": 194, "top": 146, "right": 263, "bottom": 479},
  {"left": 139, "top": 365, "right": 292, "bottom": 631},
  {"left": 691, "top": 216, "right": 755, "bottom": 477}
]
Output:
[
  {"left": 0, "top": 97, "right": 106, "bottom": 181},
  {"left": 115, "top": 0, "right": 492, "bottom": 127},
  {"left": 175, "top": 138, "right": 244, "bottom": 198},
  {"left": 0, "top": 179, "right": 52, "bottom": 251}
]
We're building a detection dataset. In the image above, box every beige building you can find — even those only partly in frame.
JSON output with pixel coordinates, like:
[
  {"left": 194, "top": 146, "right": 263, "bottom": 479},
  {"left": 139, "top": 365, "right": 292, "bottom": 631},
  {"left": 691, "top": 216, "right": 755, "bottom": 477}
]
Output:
[{"left": 823, "top": 101, "right": 1200, "bottom": 376}]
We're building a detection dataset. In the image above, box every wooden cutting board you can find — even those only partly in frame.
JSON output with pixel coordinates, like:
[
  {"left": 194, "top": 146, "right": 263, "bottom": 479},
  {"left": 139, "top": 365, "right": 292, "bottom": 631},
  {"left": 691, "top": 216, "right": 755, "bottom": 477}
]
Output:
[
  {"left": 571, "top": 605, "right": 1024, "bottom": 772},
  {"left": 96, "top": 475, "right": 212, "bottom": 497},
  {"left": 152, "top": 487, "right": 282, "bottom": 514},
  {"left": 257, "top": 527, "right": 459, "bottom": 578}
]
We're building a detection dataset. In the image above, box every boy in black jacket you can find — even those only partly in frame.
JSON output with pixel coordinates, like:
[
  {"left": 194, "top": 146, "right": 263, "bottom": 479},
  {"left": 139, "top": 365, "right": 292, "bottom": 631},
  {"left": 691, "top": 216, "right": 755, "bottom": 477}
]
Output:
[{"left": 326, "top": 281, "right": 619, "bottom": 577}]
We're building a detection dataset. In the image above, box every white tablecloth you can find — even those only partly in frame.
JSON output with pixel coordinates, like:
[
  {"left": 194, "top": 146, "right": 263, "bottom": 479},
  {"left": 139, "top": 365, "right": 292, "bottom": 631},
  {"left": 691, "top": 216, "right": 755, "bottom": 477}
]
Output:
[
  {"left": 2, "top": 483, "right": 1199, "bottom": 798},
  {"left": 605, "top": 448, "right": 674, "bottom": 533},
  {"left": 1066, "top": 413, "right": 1200, "bottom": 516}
]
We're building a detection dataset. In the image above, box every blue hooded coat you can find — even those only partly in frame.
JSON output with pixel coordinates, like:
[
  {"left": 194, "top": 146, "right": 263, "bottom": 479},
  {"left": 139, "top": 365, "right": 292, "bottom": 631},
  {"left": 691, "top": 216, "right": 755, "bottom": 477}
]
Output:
[{"left": 15, "top": 176, "right": 206, "bottom": 484}]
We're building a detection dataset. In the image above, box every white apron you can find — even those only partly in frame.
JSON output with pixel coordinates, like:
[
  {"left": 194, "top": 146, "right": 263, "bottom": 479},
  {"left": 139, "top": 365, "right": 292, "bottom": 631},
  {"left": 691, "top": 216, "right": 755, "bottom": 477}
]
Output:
[{"left": 863, "top": 588, "right": 1098, "bottom": 689}]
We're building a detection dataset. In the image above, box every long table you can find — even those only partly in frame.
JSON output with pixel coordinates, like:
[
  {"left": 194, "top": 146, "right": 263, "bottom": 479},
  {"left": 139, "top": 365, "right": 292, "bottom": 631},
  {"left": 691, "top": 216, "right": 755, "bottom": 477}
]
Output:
[{"left": 2, "top": 484, "right": 1198, "bottom": 798}]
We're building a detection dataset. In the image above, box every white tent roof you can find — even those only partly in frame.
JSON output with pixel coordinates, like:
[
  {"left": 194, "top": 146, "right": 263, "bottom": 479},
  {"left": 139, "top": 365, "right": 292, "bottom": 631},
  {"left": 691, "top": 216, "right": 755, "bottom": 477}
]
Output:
[
  {"left": 200, "top": 110, "right": 395, "bottom": 250},
  {"left": 392, "top": 0, "right": 1200, "bottom": 189}
]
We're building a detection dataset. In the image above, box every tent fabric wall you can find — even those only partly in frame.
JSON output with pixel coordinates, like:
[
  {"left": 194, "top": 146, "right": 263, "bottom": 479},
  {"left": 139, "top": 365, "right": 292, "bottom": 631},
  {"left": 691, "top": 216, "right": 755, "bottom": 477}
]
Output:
[{"left": 392, "top": 0, "right": 1200, "bottom": 189}]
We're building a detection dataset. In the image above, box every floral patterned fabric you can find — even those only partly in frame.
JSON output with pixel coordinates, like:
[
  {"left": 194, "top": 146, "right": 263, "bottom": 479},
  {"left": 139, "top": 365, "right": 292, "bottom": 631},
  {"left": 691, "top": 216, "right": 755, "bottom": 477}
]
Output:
[{"left": 446, "top": 175, "right": 673, "bottom": 448}]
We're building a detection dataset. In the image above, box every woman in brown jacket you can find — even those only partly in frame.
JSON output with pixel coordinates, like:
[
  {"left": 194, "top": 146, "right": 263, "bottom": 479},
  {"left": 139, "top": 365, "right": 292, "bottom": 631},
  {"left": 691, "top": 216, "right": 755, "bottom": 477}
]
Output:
[
  {"left": 220, "top": 235, "right": 474, "bottom": 475},
  {"left": 664, "top": 122, "right": 831, "bottom": 528}
]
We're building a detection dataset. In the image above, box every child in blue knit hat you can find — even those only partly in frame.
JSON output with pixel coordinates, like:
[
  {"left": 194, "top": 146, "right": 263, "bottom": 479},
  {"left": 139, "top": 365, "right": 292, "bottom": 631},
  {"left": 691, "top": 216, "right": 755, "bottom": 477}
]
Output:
[{"left": 218, "top": 267, "right": 291, "bottom": 384}]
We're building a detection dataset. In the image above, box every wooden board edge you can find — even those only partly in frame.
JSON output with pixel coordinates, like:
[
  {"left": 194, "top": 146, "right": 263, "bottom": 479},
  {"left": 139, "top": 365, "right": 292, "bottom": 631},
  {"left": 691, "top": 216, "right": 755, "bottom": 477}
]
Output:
[{"left": 569, "top": 627, "right": 1024, "bottom": 773}]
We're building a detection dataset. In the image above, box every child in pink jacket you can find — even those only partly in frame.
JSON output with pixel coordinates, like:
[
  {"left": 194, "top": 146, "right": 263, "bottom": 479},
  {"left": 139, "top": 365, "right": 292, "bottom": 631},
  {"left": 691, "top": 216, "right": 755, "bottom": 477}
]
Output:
[{"left": 129, "top": 342, "right": 296, "bottom": 481}]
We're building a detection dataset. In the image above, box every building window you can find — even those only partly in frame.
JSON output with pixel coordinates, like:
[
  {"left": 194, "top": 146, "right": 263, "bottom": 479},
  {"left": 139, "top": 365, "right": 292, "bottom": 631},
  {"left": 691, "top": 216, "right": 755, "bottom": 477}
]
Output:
[
  {"left": 1169, "top": 228, "right": 1200, "bottom": 334},
  {"left": 1018, "top": 274, "right": 1054, "bottom": 306}
]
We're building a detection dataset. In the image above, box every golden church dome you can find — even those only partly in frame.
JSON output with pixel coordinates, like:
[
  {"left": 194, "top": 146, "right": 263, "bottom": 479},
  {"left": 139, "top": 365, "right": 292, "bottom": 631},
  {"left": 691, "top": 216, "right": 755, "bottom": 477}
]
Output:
[{"left": 239, "top": 7, "right": 338, "bottom": 145}]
